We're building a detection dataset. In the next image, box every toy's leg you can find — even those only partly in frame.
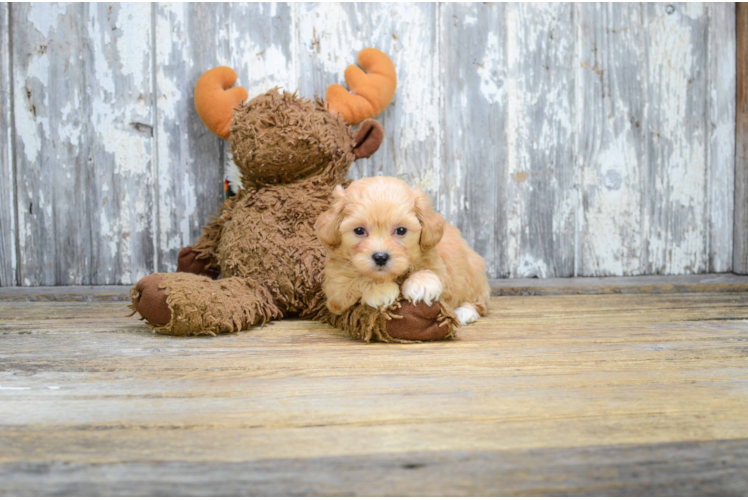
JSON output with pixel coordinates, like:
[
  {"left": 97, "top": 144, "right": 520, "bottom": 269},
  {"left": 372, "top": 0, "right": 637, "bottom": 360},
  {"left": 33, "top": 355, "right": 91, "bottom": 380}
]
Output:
[
  {"left": 324, "top": 298, "right": 459, "bottom": 343},
  {"left": 130, "top": 273, "right": 281, "bottom": 336}
]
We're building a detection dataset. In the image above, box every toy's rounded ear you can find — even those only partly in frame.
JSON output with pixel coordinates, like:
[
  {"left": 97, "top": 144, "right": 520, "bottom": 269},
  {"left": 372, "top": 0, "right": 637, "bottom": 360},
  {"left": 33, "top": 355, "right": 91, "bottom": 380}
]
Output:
[
  {"left": 353, "top": 120, "right": 384, "bottom": 159},
  {"left": 326, "top": 48, "right": 396, "bottom": 125},
  {"left": 194, "top": 67, "right": 248, "bottom": 140}
]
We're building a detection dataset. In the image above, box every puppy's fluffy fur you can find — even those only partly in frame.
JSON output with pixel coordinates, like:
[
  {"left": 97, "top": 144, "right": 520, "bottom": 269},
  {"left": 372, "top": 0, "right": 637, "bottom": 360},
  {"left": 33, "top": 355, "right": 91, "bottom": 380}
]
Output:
[{"left": 315, "top": 176, "right": 490, "bottom": 326}]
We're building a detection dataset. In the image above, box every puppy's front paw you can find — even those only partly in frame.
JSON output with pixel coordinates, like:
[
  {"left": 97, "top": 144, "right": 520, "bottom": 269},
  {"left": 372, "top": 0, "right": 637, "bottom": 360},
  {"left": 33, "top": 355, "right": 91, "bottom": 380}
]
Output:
[
  {"left": 402, "top": 271, "right": 443, "bottom": 306},
  {"left": 455, "top": 304, "right": 480, "bottom": 326},
  {"left": 362, "top": 282, "right": 400, "bottom": 310}
]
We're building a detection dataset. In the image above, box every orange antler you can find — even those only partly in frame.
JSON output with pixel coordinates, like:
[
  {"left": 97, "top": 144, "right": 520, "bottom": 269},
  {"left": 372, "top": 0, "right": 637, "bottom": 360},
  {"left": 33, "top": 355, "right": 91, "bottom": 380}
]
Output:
[
  {"left": 194, "top": 67, "right": 248, "bottom": 140},
  {"left": 326, "top": 48, "right": 397, "bottom": 125}
]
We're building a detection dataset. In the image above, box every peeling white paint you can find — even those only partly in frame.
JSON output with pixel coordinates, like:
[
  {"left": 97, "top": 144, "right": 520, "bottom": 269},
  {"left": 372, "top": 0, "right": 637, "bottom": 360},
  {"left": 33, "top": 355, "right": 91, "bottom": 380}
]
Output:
[
  {"left": 0, "top": 3, "right": 15, "bottom": 285},
  {"left": 232, "top": 38, "right": 294, "bottom": 97},
  {"left": 707, "top": 3, "right": 736, "bottom": 273},
  {"left": 3, "top": 3, "right": 738, "bottom": 283},
  {"left": 478, "top": 31, "right": 503, "bottom": 105},
  {"left": 644, "top": 3, "right": 709, "bottom": 274},
  {"left": 26, "top": 2, "right": 68, "bottom": 38},
  {"left": 516, "top": 255, "right": 549, "bottom": 279},
  {"left": 297, "top": 3, "right": 357, "bottom": 88}
]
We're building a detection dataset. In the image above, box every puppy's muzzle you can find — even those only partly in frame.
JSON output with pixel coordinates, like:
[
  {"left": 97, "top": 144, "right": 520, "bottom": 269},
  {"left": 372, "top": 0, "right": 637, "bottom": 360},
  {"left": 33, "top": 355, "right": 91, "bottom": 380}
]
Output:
[{"left": 372, "top": 252, "right": 390, "bottom": 267}]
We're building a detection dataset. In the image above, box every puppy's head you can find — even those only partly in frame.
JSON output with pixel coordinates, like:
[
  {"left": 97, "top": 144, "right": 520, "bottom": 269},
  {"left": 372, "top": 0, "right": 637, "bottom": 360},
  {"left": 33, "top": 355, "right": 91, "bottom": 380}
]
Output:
[{"left": 315, "top": 177, "right": 445, "bottom": 281}]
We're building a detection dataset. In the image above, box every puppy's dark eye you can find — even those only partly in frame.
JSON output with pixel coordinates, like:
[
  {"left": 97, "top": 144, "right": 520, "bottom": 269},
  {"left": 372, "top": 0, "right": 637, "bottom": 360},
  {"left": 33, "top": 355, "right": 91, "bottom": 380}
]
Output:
[
  {"left": 395, "top": 227, "right": 407, "bottom": 236},
  {"left": 354, "top": 227, "right": 366, "bottom": 236}
]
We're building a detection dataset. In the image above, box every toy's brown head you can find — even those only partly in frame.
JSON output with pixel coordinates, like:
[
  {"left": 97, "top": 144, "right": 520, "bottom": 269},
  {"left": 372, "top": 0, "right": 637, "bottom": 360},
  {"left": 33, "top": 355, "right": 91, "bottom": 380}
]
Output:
[{"left": 194, "top": 49, "right": 396, "bottom": 186}]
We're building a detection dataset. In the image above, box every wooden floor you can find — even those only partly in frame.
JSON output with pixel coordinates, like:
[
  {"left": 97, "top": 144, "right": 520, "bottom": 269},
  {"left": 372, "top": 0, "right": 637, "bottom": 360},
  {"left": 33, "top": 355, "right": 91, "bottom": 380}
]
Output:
[{"left": 2, "top": 279, "right": 748, "bottom": 495}]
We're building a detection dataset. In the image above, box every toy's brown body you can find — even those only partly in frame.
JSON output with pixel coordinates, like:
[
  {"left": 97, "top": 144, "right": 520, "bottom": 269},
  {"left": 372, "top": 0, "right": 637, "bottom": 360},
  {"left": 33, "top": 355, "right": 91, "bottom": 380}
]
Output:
[
  {"left": 196, "top": 177, "right": 339, "bottom": 319},
  {"left": 130, "top": 50, "right": 458, "bottom": 342}
]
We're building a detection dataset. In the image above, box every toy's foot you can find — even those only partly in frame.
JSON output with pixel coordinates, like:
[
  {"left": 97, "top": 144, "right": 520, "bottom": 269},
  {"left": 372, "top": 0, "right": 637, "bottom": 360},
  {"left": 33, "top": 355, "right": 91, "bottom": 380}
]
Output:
[
  {"left": 177, "top": 246, "right": 219, "bottom": 279},
  {"left": 387, "top": 300, "right": 454, "bottom": 341},
  {"left": 131, "top": 274, "right": 171, "bottom": 326}
]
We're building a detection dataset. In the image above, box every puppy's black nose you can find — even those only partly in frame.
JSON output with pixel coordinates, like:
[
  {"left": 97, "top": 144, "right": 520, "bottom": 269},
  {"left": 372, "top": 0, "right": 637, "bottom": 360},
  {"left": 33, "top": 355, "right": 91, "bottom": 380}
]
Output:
[{"left": 372, "top": 252, "right": 390, "bottom": 267}]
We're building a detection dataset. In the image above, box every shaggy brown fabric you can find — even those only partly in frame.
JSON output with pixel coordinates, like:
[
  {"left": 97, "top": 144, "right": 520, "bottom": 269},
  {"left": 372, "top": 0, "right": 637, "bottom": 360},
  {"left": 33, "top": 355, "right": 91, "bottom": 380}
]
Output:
[
  {"left": 177, "top": 246, "right": 220, "bottom": 279},
  {"left": 130, "top": 87, "right": 459, "bottom": 342},
  {"left": 191, "top": 176, "right": 339, "bottom": 319},
  {"left": 131, "top": 272, "right": 281, "bottom": 336},
  {"left": 230, "top": 90, "right": 355, "bottom": 184},
  {"left": 324, "top": 298, "right": 458, "bottom": 343}
]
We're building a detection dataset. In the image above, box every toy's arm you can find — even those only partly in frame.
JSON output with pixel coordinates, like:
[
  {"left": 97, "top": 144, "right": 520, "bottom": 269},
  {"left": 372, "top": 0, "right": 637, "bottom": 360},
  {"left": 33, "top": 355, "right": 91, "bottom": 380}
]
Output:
[
  {"left": 324, "top": 297, "right": 459, "bottom": 343},
  {"left": 176, "top": 220, "right": 222, "bottom": 279},
  {"left": 178, "top": 196, "right": 239, "bottom": 278},
  {"left": 190, "top": 214, "right": 224, "bottom": 265}
]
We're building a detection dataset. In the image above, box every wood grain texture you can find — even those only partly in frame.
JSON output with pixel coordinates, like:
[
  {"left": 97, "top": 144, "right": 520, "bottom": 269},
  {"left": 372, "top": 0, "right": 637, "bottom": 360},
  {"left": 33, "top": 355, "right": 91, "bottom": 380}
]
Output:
[
  {"left": 296, "top": 3, "right": 441, "bottom": 202},
  {"left": 86, "top": 4, "right": 155, "bottom": 285},
  {"left": 11, "top": 3, "right": 155, "bottom": 286},
  {"left": 577, "top": 4, "right": 645, "bottom": 276},
  {"left": 708, "top": 3, "right": 736, "bottom": 273},
  {"left": 504, "top": 3, "right": 577, "bottom": 278},
  {"left": 1, "top": 292, "right": 748, "bottom": 494},
  {"left": 644, "top": 3, "right": 710, "bottom": 274},
  {"left": 2, "top": 440, "right": 747, "bottom": 496},
  {"left": 0, "top": 3, "right": 15, "bottom": 286},
  {"left": 0, "top": 3, "right": 740, "bottom": 283},
  {"left": 154, "top": 3, "right": 227, "bottom": 272},
  {"left": 440, "top": 3, "right": 506, "bottom": 279},
  {"left": 12, "top": 3, "right": 89, "bottom": 286},
  {"left": 225, "top": 4, "right": 296, "bottom": 103},
  {"left": 736, "top": 3, "right": 748, "bottom": 274}
]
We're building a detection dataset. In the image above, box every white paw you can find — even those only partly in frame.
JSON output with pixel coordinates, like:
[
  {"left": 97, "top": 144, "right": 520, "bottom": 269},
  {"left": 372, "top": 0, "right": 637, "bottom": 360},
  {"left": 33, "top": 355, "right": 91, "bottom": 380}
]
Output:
[
  {"left": 362, "top": 282, "right": 400, "bottom": 309},
  {"left": 455, "top": 304, "right": 480, "bottom": 326},
  {"left": 402, "top": 271, "right": 443, "bottom": 306}
]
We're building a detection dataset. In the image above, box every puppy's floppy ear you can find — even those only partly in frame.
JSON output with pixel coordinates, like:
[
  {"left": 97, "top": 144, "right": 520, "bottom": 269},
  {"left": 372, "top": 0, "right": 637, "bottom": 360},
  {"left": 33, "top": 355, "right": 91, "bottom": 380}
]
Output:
[
  {"left": 413, "top": 188, "right": 445, "bottom": 251},
  {"left": 315, "top": 185, "right": 346, "bottom": 250}
]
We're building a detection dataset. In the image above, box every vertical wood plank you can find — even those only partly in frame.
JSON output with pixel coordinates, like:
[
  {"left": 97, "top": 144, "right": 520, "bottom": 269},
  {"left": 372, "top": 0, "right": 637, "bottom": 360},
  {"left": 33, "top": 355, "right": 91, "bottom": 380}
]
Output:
[
  {"left": 225, "top": 3, "right": 295, "bottom": 99},
  {"left": 11, "top": 3, "right": 154, "bottom": 285},
  {"left": 504, "top": 3, "right": 576, "bottom": 277},
  {"left": 643, "top": 3, "right": 709, "bottom": 275},
  {"left": 708, "top": 3, "right": 736, "bottom": 273},
  {"left": 576, "top": 4, "right": 645, "bottom": 276},
  {"left": 440, "top": 3, "right": 506, "bottom": 279},
  {"left": 2, "top": 3, "right": 740, "bottom": 283},
  {"left": 154, "top": 3, "right": 228, "bottom": 272},
  {"left": 295, "top": 3, "right": 441, "bottom": 202},
  {"left": 12, "top": 3, "right": 89, "bottom": 285},
  {"left": 735, "top": 3, "right": 748, "bottom": 274},
  {"left": 0, "top": 2, "right": 16, "bottom": 285},
  {"left": 86, "top": 3, "right": 155, "bottom": 284}
]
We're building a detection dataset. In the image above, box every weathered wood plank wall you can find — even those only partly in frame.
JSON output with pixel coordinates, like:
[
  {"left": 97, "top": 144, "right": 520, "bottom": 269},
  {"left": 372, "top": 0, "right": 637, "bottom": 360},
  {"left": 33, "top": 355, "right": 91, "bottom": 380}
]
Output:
[
  {"left": 0, "top": 3, "right": 15, "bottom": 286},
  {"left": 736, "top": 3, "right": 748, "bottom": 274},
  {"left": 0, "top": 2, "right": 738, "bottom": 285}
]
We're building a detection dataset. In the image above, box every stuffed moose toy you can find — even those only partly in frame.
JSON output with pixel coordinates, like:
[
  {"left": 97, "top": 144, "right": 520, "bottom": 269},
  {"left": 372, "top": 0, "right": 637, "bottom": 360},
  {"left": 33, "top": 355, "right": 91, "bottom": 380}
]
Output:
[{"left": 130, "top": 48, "right": 458, "bottom": 342}]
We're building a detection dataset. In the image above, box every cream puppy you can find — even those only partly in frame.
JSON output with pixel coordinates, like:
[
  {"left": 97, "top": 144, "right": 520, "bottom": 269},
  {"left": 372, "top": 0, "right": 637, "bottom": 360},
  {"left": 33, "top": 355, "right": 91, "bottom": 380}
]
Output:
[{"left": 315, "top": 176, "right": 490, "bottom": 326}]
